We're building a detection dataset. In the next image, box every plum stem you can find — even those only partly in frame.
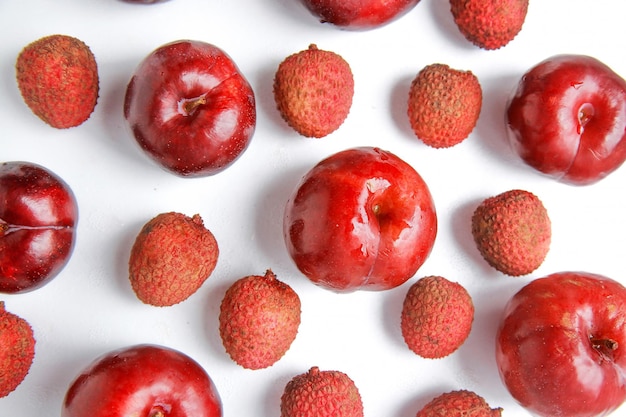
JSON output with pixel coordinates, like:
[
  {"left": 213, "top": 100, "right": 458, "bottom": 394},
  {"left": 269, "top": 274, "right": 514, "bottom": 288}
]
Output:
[
  {"left": 577, "top": 103, "right": 594, "bottom": 134},
  {"left": 590, "top": 336, "right": 618, "bottom": 362},
  {"left": 181, "top": 95, "right": 207, "bottom": 116},
  {"left": 149, "top": 408, "right": 166, "bottom": 417},
  {"left": 0, "top": 220, "right": 7, "bottom": 235}
]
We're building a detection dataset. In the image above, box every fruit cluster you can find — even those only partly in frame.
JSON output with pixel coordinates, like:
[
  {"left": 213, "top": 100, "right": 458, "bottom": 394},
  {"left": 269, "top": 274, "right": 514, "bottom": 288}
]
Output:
[{"left": 3, "top": 1, "right": 626, "bottom": 417}]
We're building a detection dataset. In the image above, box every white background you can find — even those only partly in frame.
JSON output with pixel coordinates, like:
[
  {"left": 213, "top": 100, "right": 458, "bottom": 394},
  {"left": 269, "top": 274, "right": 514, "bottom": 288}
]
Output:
[{"left": 2, "top": 1, "right": 626, "bottom": 416}]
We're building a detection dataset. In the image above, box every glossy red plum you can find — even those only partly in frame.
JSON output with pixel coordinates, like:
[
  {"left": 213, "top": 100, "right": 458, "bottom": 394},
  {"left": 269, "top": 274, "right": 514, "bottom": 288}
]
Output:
[
  {"left": 62, "top": 344, "right": 222, "bottom": 417},
  {"left": 496, "top": 272, "right": 626, "bottom": 417},
  {"left": 506, "top": 54, "right": 626, "bottom": 185},
  {"left": 284, "top": 147, "right": 437, "bottom": 292},
  {"left": 124, "top": 40, "right": 256, "bottom": 177},
  {"left": 300, "top": 0, "right": 421, "bottom": 30},
  {"left": 0, "top": 161, "right": 78, "bottom": 293}
]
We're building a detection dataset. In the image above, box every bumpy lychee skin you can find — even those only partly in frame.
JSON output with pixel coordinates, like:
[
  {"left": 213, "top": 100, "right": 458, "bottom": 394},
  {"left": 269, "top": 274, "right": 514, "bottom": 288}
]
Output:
[
  {"left": 0, "top": 302, "right": 35, "bottom": 398},
  {"left": 471, "top": 189, "right": 551, "bottom": 276},
  {"left": 16, "top": 34, "right": 99, "bottom": 128},
  {"left": 416, "top": 390, "right": 503, "bottom": 416},
  {"left": 281, "top": 366, "right": 364, "bottom": 417},
  {"left": 449, "top": 0, "right": 529, "bottom": 50},
  {"left": 408, "top": 63, "right": 482, "bottom": 148},
  {"left": 219, "top": 269, "right": 301, "bottom": 370},
  {"left": 128, "top": 212, "right": 219, "bottom": 307},
  {"left": 273, "top": 44, "right": 354, "bottom": 138},
  {"left": 401, "top": 276, "right": 474, "bottom": 358}
]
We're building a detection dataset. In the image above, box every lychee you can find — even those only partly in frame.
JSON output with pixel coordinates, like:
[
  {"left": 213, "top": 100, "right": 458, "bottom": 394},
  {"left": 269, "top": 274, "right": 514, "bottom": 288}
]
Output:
[
  {"left": 219, "top": 269, "right": 301, "bottom": 370},
  {"left": 407, "top": 63, "right": 482, "bottom": 148},
  {"left": 449, "top": 0, "right": 529, "bottom": 50},
  {"left": 471, "top": 189, "right": 551, "bottom": 276},
  {"left": 0, "top": 302, "right": 35, "bottom": 398},
  {"left": 128, "top": 212, "right": 219, "bottom": 306},
  {"left": 401, "top": 275, "right": 474, "bottom": 359},
  {"left": 15, "top": 34, "right": 99, "bottom": 128},
  {"left": 416, "top": 390, "right": 503, "bottom": 416},
  {"left": 280, "top": 366, "right": 364, "bottom": 417},
  {"left": 273, "top": 44, "right": 354, "bottom": 138}
]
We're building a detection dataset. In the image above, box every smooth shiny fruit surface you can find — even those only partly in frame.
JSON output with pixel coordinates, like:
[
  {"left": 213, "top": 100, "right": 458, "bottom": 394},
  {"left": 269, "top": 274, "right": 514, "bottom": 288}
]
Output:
[
  {"left": 62, "top": 344, "right": 222, "bottom": 417},
  {"left": 300, "top": 0, "right": 421, "bottom": 30},
  {"left": 0, "top": 161, "right": 78, "bottom": 293},
  {"left": 284, "top": 147, "right": 437, "bottom": 292},
  {"left": 506, "top": 54, "right": 626, "bottom": 185},
  {"left": 496, "top": 271, "right": 626, "bottom": 417},
  {"left": 124, "top": 40, "right": 256, "bottom": 177}
]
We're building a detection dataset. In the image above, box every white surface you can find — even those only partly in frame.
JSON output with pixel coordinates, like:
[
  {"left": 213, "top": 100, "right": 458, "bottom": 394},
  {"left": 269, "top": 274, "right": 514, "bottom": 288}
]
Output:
[{"left": 2, "top": 1, "right": 626, "bottom": 416}]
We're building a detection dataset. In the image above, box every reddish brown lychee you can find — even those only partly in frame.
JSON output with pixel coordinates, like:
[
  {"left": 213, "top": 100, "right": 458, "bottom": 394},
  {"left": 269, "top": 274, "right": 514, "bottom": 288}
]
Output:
[
  {"left": 407, "top": 63, "right": 482, "bottom": 148},
  {"left": 219, "top": 269, "right": 301, "bottom": 370},
  {"left": 449, "top": 0, "right": 529, "bottom": 50},
  {"left": 16, "top": 34, "right": 99, "bottom": 128},
  {"left": 281, "top": 366, "right": 364, "bottom": 417},
  {"left": 471, "top": 189, "right": 551, "bottom": 276},
  {"left": 416, "top": 390, "right": 503, "bottom": 416},
  {"left": 0, "top": 302, "right": 35, "bottom": 398},
  {"left": 401, "top": 276, "right": 474, "bottom": 359},
  {"left": 273, "top": 44, "right": 354, "bottom": 138},
  {"left": 128, "top": 212, "right": 219, "bottom": 306}
]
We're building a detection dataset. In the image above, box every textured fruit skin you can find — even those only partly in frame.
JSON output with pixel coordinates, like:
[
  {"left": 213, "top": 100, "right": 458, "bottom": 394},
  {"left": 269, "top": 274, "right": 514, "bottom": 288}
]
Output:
[
  {"left": 281, "top": 367, "right": 364, "bottom": 417},
  {"left": 507, "top": 54, "right": 626, "bottom": 185},
  {"left": 0, "top": 161, "right": 78, "bottom": 294},
  {"left": 128, "top": 212, "right": 218, "bottom": 306},
  {"left": 284, "top": 147, "right": 437, "bottom": 292},
  {"left": 0, "top": 302, "right": 35, "bottom": 398},
  {"left": 16, "top": 34, "right": 99, "bottom": 128},
  {"left": 401, "top": 276, "right": 474, "bottom": 358},
  {"left": 449, "top": 0, "right": 529, "bottom": 50},
  {"left": 407, "top": 63, "right": 482, "bottom": 148},
  {"left": 274, "top": 44, "right": 354, "bottom": 138},
  {"left": 471, "top": 189, "right": 550, "bottom": 276},
  {"left": 219, "top": 269, "right": 301, "bottom": 370},
  {"left": 416, "top": 390, "right": 503, "bottom": 416},
  {"left": 62, "top": 344, "right": 222, "bottom": 417},
  {"left": 124, "top": 40, "right": 256, "bottom": 177},
  {"left": 300, "top": 0, "right": 421, "bottom": 30},
  {"left": 496, "top": 272, "right": 626, "bottom": 417}
]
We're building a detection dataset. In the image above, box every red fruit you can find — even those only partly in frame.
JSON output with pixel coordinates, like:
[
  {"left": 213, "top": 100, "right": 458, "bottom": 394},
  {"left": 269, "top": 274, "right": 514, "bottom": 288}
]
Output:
[
  {"left": 283, "top": 147, "right": 437, "bottom": 292},
  {"left": 124, "top": 40, "right": 256, "bottom": 177},
  {"left": 449, "top": 0, "right": 529, "bottom": 50},
  {"left": 496, "top": 272, "right": 626, "bottom": 417},
  {"left": 471, "top": 189, "right": 551, "bottom": 276},
  {"left": 300, "top": 0, "right": 421, "bottom": 30},
  {"left": 128, "top": 212, "right": 219, "bottom": 307},
  {"left": 0, "top": 302, "right": 36, "bottom": 398},
  {"left": 416, "top": 390, "right": 502, "bottom": 416},
  {"left": 506, "top": 54, "right": 626, "bottom": 185},
  {"left": 16, "top": 34, "right": 99, "bottom": 128},
  {"left": 273, "top": 44, "right": 354, "bottom": 138},
  {"left": 280, "top": 366, "right": 364, "bottom": 417},
  {"left": 0, "top": 161, "right": 78, "bottom": 293},
  {"left": 401, "top": 276, "right": 474, "bottom": 359},
  {"left": 219, "top": 269, "right": 301, "bottom": 370},
  {"left": 62, "top": 344, "right": 222, "bottom": 417},
  {"left": 407, "top": 63, "right": 482, "bottom": 148}
]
